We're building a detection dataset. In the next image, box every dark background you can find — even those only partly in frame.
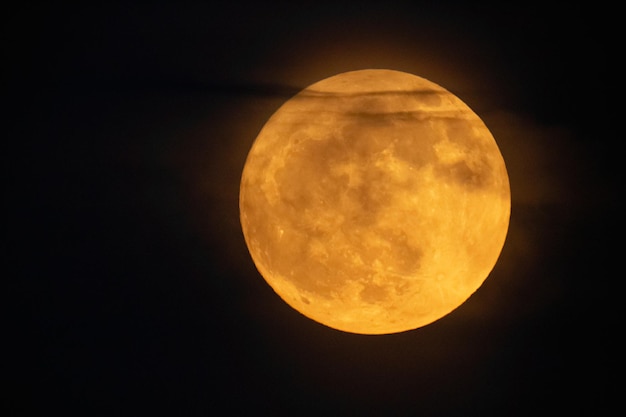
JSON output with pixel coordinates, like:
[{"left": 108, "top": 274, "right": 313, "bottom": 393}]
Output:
[{"left": 8, "top": 2, "right": 617, "bottom": 416}]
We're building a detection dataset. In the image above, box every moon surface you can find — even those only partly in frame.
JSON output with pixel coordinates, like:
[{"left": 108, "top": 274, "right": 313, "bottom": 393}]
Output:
[{"left": 239, "top": 69, "right": 510, "bottom": 334}]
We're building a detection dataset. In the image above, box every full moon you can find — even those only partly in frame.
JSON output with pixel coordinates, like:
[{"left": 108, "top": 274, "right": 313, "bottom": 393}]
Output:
[{"left": 239, "top": 69, "right": 510, "bottom": 334}]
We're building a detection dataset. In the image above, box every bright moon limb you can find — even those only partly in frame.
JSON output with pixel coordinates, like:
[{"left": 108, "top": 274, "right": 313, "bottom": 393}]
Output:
[{"left": 239, "top": 69, "right": 510, "bottom": 334}]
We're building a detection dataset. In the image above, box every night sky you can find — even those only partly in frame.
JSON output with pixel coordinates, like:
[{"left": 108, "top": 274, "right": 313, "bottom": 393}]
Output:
[{"left": 9, "top": 2, "right": 617, "bottom": 416}]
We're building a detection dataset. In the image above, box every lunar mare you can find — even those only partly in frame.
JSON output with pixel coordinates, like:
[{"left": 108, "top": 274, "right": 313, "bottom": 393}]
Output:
[{"left": 240, "top": 69, "right": 510, "bottom": 334}]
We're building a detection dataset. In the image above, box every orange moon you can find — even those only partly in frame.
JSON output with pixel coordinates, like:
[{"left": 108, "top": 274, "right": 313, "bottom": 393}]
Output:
[{"left": 240, "top": 69, "right": 510, "bottom": 334}]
